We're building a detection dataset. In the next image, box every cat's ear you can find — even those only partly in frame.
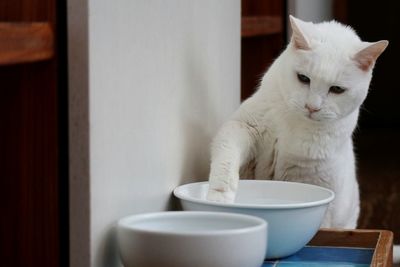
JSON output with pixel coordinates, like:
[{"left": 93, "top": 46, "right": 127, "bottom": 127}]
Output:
[
  {"left": 353, "top": 40, "right": 389, "bottom": 71},
  {"left": 289, "top": 15, "right": 311, "bottom": 50}
]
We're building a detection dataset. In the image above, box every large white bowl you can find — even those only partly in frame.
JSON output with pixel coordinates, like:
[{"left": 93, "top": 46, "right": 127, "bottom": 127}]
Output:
[
  {"left": 173, "top": 180, "right": 334, "bottom": 259},
  {"left": 117, "top": 211, "right": 267, "bottom": 267}
]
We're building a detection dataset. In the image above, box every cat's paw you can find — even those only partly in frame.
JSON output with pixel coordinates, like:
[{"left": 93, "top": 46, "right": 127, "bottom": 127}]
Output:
[{"left": 206, "top": 188, "right": 235, "bottom": 203}]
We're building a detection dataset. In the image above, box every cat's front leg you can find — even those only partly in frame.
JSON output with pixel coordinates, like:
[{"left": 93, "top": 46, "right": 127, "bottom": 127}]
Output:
[
  {"left": 207, "top": 150, "right": 240, "bottom": 203},
  {"left": 207, "top": 120, "right": 257, "bottom": 203}
]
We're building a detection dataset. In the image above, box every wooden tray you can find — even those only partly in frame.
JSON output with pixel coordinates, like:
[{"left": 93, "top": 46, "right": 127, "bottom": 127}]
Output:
[
  {"left": 263, "top": 229, "right": 393, "bottom": 267},
  {"left": 310, "top": 229, "right": 393, "bottom": 267}
]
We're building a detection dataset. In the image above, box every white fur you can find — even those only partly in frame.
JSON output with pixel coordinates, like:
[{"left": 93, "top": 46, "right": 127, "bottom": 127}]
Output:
[
  {"left": 394, "top": 245, "right": 400, "bottom": 263},
  {"left": 207, "top": 16, "right": 387, "bottom": 229}
]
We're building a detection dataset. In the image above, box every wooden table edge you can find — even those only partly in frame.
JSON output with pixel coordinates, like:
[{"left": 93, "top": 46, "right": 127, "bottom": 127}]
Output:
[
  {"left": 313, "top": 228, "right": 393, "bottom": 267},
  {"left": 372, "top": 230, "right": 393, "bottom": 267}
]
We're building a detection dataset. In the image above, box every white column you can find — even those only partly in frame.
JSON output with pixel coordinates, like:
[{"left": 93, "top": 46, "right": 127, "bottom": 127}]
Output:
[{"left": 68, "top": 1, "right": 241, "bottom": 266}]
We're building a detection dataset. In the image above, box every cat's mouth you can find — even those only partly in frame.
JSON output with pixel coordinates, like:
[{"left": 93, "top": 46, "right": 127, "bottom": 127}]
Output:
[
  {"left": 306, "top": 112, "right": 322, "bottom": 122},
  {"left": 304, "top": 111, "right": 337, "bottom": 122}
]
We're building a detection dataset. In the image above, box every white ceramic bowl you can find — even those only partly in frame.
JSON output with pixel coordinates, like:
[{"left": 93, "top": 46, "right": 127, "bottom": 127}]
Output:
[
  {"left": 174, "top": 180, "right": 334, "bottom": 259},
  {"left": 117, "top": 211, "right": 267, "bottom": 267}
]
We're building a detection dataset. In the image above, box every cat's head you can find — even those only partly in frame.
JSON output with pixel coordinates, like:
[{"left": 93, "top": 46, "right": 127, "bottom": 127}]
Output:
[{"left": 280, "top": 15, "right": 388, "bottom": 123}]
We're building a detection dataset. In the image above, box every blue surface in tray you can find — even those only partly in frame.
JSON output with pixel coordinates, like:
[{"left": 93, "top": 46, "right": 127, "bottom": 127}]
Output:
[{"left": 262, "top": 246, "right": 374, "bottom": 267}]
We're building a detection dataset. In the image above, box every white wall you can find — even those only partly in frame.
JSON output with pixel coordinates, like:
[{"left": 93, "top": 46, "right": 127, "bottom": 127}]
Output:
[
  {"left": 287, "top": 0, "right": 333, "bottom": 39},
  {"left": 288, "top": 0, "right": 333, "bottom": 22},
  {"left": 68, "top": 1, "right": 241, "bottom": 266}
]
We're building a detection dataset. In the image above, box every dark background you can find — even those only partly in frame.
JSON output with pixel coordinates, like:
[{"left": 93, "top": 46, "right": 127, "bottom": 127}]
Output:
[
  {"left": 0, "top": 0, "right": 69, "bottom": 266},
  {"left": 336, "top": 0, "right": 400, "bottom": 243}
]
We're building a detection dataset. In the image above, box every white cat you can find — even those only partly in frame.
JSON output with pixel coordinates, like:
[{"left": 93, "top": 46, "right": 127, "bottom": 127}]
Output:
[{"left": 207, "top": 16, "right": 388, "bottom": 228}]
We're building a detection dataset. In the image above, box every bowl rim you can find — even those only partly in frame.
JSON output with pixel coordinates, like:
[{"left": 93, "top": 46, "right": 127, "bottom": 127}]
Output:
[
  {"left": 117, "top": 211, "right": 267, "bottom": 236},
  {"left": 173, "top": 180, "right": 335, "bottom": 209}
]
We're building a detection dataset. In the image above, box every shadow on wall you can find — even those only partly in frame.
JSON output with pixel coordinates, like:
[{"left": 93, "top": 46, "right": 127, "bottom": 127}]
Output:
[
  {"left": 95, "top": 225, "right": 120, "bottom": 267},
  {"left": 168, "top": 38, "right": 223, "bottom": 210}
]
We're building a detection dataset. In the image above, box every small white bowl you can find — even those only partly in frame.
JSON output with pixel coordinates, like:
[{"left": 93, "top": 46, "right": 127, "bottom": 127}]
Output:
[
  {"left": 174, "top": 180, "right": 334, "bottom": 259},
  {"left": 117, "top": 211, "right": 267, "bottom": 267}
]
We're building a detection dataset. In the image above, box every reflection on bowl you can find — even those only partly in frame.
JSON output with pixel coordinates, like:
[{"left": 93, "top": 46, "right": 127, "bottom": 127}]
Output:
[
  {"left": 117, "top": 211, "right": 267, "bottom": 267},
  {"left": 174, "top": 180, "right": 334, "bottom": 259}
]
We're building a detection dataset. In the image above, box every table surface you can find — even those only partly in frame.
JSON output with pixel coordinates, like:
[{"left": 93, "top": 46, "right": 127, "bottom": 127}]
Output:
[{"left": 262, "top": 229, "right": 393, "bottom": 267}]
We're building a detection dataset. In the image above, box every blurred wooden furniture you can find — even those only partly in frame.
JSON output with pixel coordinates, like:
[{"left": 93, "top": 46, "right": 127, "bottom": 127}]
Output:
[
  {"left": 241, "top": 0, "right": 285, "bottom": 101},
  {"left": 242, "top": 16, "right": 282, "bottom": 37},
  {"left": 0, "top": 1, "right": 68, "bottom": 267},
  {"left": 0, "top": 22, "right": 53, "bottom": 65}
]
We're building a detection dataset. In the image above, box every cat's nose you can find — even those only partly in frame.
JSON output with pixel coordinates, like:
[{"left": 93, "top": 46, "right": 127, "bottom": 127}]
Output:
[{"left": 305, "top": 104, "right": 321, "bottom": 113}]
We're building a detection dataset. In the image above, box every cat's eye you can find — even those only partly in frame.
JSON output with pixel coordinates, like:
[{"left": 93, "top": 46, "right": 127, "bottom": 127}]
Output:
[
  {"left": 329, "top": 86, "right": 346, "bottom": 94},
  {"left": 297, "top": 73, "right": 310, "bottom": 84}
]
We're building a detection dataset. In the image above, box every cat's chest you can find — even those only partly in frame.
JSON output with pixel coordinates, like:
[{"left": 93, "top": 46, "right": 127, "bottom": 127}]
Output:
[
  {"left": 258, "top": 122, "right": 335, "bottom": 160},
  {"left": 255, "top": 125, "right": 339, "bottom": 184}
]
